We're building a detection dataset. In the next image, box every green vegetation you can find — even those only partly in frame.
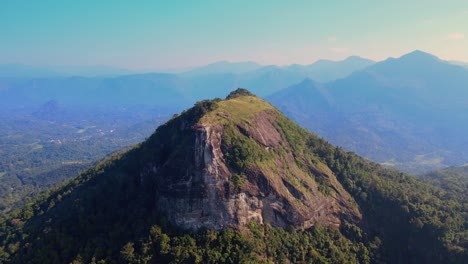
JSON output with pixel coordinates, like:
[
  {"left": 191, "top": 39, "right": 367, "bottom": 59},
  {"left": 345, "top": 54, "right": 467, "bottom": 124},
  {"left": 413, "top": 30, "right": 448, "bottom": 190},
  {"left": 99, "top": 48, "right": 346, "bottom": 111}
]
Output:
[
  {"left": 29, "top": 142, "right": 43, "bottom": 151},
  {"left": 0, "top": 145, "right": 367, "bottom": 264},
  {"left": 200, "top": 95, "right": 274, "bottom": 124},
  {"left": 0, "top": 110, "right": 169, "bottom": 216},
  {"left": 229, "top": 174, "right": 246, "bottom": 192},
  {"left": 223, "top": 122, "right": 271, "bottom": 172},
  {"left": 225, "top": 88, "right": 255, "bottom": 99},
  {"left": 116, "top": 222, "right": 367, "bottom": 264},
  {"left": 420, "top": 165, "right": 468, "bottom": 207},
  {"left": 0, "top": 92, "right": 465, "bottom": 263}
]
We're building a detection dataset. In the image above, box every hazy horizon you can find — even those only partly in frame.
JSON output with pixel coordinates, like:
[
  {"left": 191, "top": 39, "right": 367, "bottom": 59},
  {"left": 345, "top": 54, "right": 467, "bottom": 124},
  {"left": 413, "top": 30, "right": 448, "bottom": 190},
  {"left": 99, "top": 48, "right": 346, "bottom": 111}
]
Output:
[
  {"left": 2, "top": 1, "right": 467, "bottom": 70},
  {"left": 3, "top": 50, "right": 467, "bottom": 73}
]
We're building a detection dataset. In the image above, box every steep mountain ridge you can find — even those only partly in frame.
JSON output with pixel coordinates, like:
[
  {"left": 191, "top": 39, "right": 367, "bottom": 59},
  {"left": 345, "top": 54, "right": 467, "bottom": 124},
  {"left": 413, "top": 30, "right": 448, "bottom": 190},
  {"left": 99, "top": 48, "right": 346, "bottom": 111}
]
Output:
[
  {"left": 136, "top": 89, "right": 360, "bottom": 230},
  {"left": 0, "top": 89, "right": 465, "bottom": 263}
]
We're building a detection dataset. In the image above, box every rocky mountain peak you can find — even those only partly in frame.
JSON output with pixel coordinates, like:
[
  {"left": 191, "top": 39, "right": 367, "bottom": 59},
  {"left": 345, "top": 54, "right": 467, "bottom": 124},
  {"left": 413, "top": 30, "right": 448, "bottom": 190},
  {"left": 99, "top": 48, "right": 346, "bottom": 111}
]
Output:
[
  {"left": 225, "top": 87, "right": 255, "bottom": 99},
  {"left": 139, "top": 89, "right": 361, "bottom": 230}
]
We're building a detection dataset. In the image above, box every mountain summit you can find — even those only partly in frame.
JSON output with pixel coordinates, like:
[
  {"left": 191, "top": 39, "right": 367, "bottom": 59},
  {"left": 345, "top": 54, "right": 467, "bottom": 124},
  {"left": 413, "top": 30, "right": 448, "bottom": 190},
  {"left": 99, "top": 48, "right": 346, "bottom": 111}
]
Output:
[
  {"left": 136, "top": 88, "right": 360, "bottom": 230},
  {"left": 399, "top": 50, "right": 439, "bottom": 61}
]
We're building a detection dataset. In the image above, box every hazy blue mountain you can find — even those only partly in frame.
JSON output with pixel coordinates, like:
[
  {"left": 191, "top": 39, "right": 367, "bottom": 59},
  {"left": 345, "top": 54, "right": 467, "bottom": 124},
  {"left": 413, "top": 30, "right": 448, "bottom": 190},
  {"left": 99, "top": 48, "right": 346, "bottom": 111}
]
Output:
[
  {"left": 449, "top": 60, "right": 468, "bottom": 70},
  {"left": 239, "top": 65, "right": 315, "bottom": 95},
  {"left": 1, "top": 57, "right": 375, "bottom": 104},
  {"left": 31, "top": 99, "right": 64, "bottom": 120},
  {"left": 268, "top": 50, "right": 468, "bottom": 173},
  {"left": 284, "top": 56, "right": 375, "bottom": 82},
  {"left": 240, "top": 56, "right": 374, "bottom": 95},
  {"left": 46, "top": 64, "right": 136, "bottom": 76},
  {"left": 0, "top": 64, "right": 135, "bottom": 77},
  {"left": 180, "top": 67, "right": 308, "bottom": 99},
  {"left": 181, "top": 57, "right": 374, "bottom": 98},
  {"left": 0, "top": 73, "right": 194, "bottom": 111},
  {"left": 181, "top": 61, "right": 263, "bottom": 76},
  {"left": 0, "top": 64, "right": 61, "bottom": 78},
  {"left": 0, "top": 57, "right": 375, "bottom": 80}
]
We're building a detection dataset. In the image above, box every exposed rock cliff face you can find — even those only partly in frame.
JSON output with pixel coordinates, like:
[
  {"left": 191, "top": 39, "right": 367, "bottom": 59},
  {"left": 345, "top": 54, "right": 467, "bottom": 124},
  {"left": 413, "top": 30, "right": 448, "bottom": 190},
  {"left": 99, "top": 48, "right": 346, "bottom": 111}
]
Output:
[{"left": 140, "top": 90, "right": 361, "bottom": 230}]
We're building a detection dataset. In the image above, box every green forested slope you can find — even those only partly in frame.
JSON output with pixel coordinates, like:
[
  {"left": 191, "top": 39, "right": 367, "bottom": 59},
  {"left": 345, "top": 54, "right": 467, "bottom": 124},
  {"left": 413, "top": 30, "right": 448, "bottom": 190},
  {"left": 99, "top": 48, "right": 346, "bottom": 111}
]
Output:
[{"left": 0, "top": 90, "right": 465, "bottom": 263}]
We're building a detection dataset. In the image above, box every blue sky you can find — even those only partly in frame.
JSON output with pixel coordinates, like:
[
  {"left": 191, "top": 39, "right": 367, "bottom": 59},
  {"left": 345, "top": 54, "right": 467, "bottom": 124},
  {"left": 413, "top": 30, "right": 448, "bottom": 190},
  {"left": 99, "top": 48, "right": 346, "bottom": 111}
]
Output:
[{"left": 1, "top": 0, "right": 467, "bottom": 69}]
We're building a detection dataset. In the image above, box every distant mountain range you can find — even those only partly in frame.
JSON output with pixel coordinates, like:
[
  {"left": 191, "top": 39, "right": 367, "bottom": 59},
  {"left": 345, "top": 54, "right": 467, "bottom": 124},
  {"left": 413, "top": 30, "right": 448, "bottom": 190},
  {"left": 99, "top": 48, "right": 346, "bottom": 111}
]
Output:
[
  {"left": 0, "top": 64, "right": 136, "bottom": 77},
  {"left": 1, "top": 51, "right": 467, "bottom": 173},
  {"left": 181, "top": 56, "right": 374, "bottom": 98},
  {"left": 180, "top": 61, "right": 264, "bottom": 76},
  {"left": 0, "top": 73, "right": 193, "bottom": 110},
  {"left": 268, "top": 50, "right": 468, "bottom": 173},
  {"left": 0, "top": 56, "right": 374, "bottom": 81},
  {"left": 450, "top": 60, "right": 468, "bottom": 70},
  {"left": 281, "top": 56, "right": 375, "bottom": 82},
  {"left": 0, "top": 56, "right": 376, "bottom": 108}
]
